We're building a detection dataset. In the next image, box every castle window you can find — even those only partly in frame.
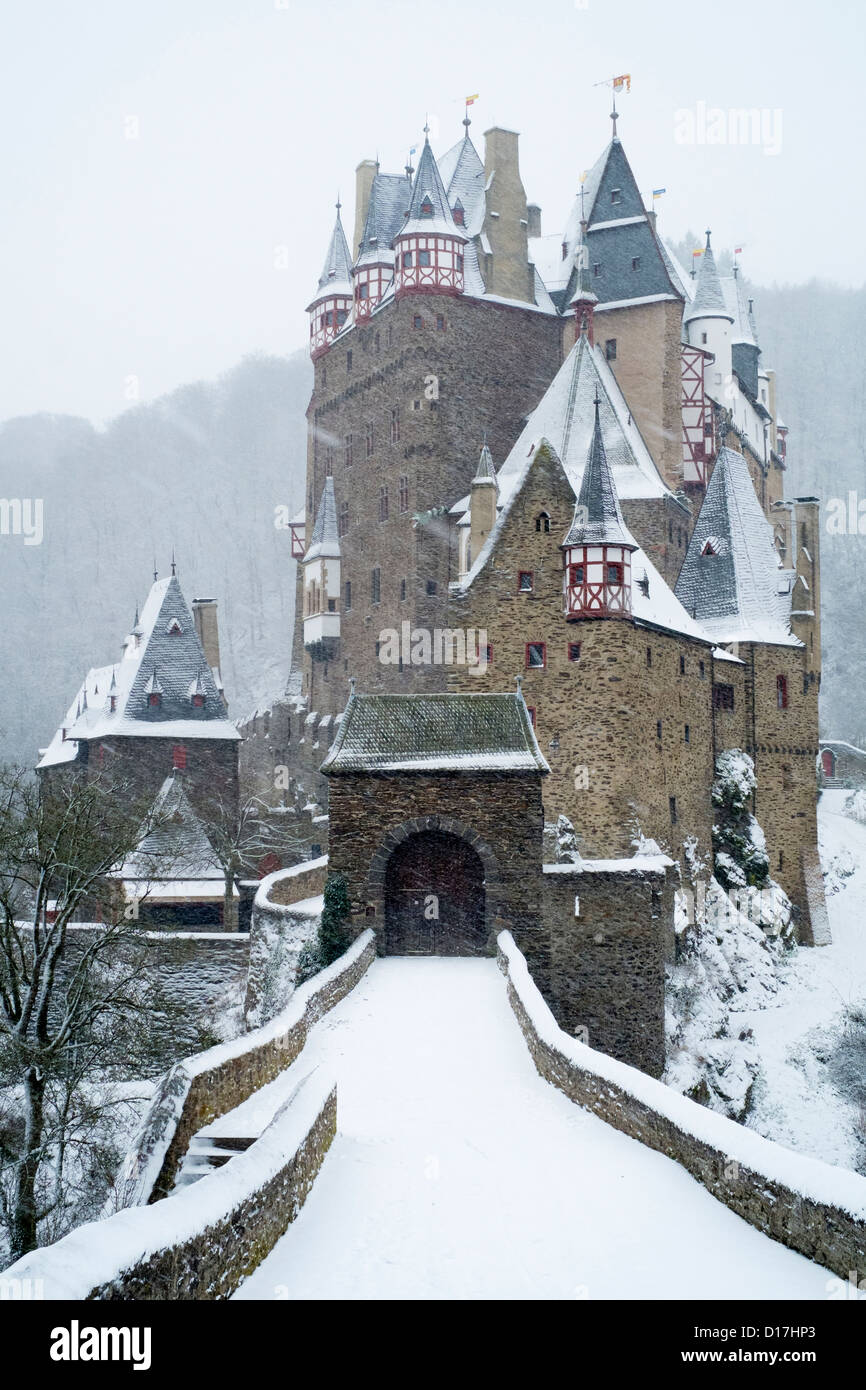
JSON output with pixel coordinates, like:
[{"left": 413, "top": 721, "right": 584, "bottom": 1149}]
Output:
[
  {"left": 701, "top": 332, "right": 708, "bottom": 345},
  {"left": 482, "top": 643, "right": 493, "bottom": 666},
  {"left": 632, "top": 257, "right": 640, "bottom": 271},
  {"left": 606, "top": 562, "right": 623, "bottom": 584},
  {"left": 777, "top": 674, "right": 789, "bottom": 709},
  {"left": 456, "top": 255, "right": 464, "bottom": 272},
  {"left": 527, "top": 707, "right": 536, "bottom": 727},
  {"left": 605, "top": 339, "right": 617, "bottom": 361},
  {"left": 412, "top": 399, "right": 421, "bottom": 411},
  {"left": 403, "top": 252, "right": 414, "bottom": 269},
  {"left": 569, "top": 563, "right": 584, "bottom": 585},
  {"left": 593, "top": 263, "right": 601, "bottom": 276},
  {"left": 173, "top": 745, "right": 187, "bottom": 771},
  {"left": 365, "top": 422, "right": 374, "bottom": 458},
  {"left": 339, "top": 501, "right": 349, "bottom": 537},
  {"left": 390, "top": 407, "right": 400, "bottom": 444},
  {"left": 526, "top": 642, "right": 546, "bottom": 669},
  {"left": 346, "top": 350, "right": 353, "bottom": 372},
  {"left": 420, "top": 197, "right": 434, "bottom": 217},
  {"left": 453, "top": 205, "right": 465, "bottom": 226},
  {"left": 358, "top": 282, "right": 369, "bottom": 300},
  {"left": 418, "top": 249, "right": 431, "bottom": 267},
  {"left": 192, "top": 693, "right": 205, "bottom": 709},
  {"left": 344, "top": 580, "right": 352, "bottom": 611},
  {"left": 337, "top": 309, "right": 348, "bottom": 327},
  {"left": 371, "top": 568, "right": 381, "bottom": 604},
  {"left": 148, "top": 693, "right": 161, "bottom": 708},
  {"left": 375, "top": 332, "right": 380, "bottom": 351},
  {"left": 611, "top": 188, "right": 622, "bottom": 204},
  {"left": 535, "top": 512, "right": 551, "bottom": 533},
  {"left": 657, "top": 720, "right": 662, "bottom": 739},
  {"left": 669, "top": 796, "right": 677, "bottom": 825},
  {"left": 713, "top": 683, "right": 735, "bottom": 710},
  {"left": 684, "top": 724, "right": 690, "bottom": 743},
  {"left": 668, "top": 521, "right": 673, "bottom": 542},
  {"left": 679, "top": 655, "right": 686, "bottom": 675},
  {"left": 436, "top": 314, "right": 445, "bottom": 330},
  {"left": 518, "top": 571, "right": 534, "bottom": 592},
  {"left": 399, "top": 475, "right": 409, "bottom": 512},
  {"left": 413, "top": 314, "right": 423, "bottom": 329},
  {"left": 167, "top": 618, "right": 182, "bottom": 635},
  {"left": 699, "top": 660, "right": 705, "bottom": 679},
  {"left": 426, "top": 579, "right": 438, "bottom": 596},
  {"left": 646, "top": 647, "right": 652, "bottom": 667},
  {"left": 379, "top": 487, "right": 389, "bottom": 521},
  {"left": 345, "top": 433, "right": 353, "bottom": 467},
  {"left": 568, "top": 642, "right": 582, "bottom": 662},
  {"left": 778, "top": 851, "right": 784, "bottom": 870},
  {"left": 400, "top": 578, "right": 407, "bottom": 601}
]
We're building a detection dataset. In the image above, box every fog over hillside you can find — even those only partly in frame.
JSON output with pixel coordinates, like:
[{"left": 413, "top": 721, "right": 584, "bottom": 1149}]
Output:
[{"left": 1, "top": 271, "right": 863, "bottom": 769}]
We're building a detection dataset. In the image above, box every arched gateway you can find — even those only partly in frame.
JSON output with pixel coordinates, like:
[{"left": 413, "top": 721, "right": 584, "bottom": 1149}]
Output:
[{"left": 384, "top": 829, "right": 486, "bottom": 955}]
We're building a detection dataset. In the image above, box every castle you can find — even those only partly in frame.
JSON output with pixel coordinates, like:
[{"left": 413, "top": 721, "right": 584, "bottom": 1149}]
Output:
[{"left": 242, "top": 106, "right": 826, "bottom": 948}]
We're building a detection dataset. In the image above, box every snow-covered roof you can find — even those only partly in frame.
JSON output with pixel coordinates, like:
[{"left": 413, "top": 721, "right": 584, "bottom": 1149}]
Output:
[
  {"left": 397, "top": 138, "right": 467, "bottom": 242},
  {"left": 675, "top": 446, "right": 801, "bottom": 646},
  {"left": 37, "top": 575, "right": 239, "bottom": 768},
  {"left": 563, "top": 400, "right": 635, "bottom": 549},
  {"left": 439, "top": 131, "right": 486, "bottom": 235},
  {"left": 683, "top": 233, "right": 733, "bottom": 326},
  {"left": 110, "top": 771, "right": 226, "bottom": 887},
  {"left": 309, "top": 208, "right": 353, "bottom": 305},
  {"left": 304, "top": 476, "right": 340, "bottom": 562},
  {"left": 355, "top": 173, "right": 409, "bottom": 266},
  {"left": 321, "top": 692, "right": 550, "bottom": 775},
  {"left": 722, "top": 271, "right": 757, "bottom": 347}
]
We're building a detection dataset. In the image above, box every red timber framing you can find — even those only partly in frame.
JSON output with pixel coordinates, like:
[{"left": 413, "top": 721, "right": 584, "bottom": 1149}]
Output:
[
  {"left": 353, "top": 263, "right": 390, "bottom": 321},
  {"left": 309, "top": 294, "right": 351, "bottom": 360},
  {"left": 681, "top": 343, "right": 714, "bottom": 488},
  {"left": 290, "top": 521, "right": 306, "bottom": 560},
  {"left": 563, "top": 544, "right": 633, "bottom": 620},
  {"left": 394, "top": 235, "right": 465, "bottom": 298}
]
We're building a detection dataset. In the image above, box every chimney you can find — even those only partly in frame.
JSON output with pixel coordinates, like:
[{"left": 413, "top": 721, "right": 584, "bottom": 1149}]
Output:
[
  {"left": 646, "top": 208, "right": 657, "bottom": 233},
  {"left": 526, "top": 203, "right": 542, "bottom": 238},
  {"left": 193, "top": 598, "right": 221, "bottom": 680},
  {"left": 354, "top": 160, "right": 377, "bottom": 258},
  {"left": 481, "top": 128, "right": 530, "bottom": 303}
]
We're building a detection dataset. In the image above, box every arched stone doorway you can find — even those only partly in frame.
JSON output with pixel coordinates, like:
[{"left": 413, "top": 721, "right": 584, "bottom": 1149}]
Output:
[{"left": 384, "top": 830, "right": 486, "bottom": 956}]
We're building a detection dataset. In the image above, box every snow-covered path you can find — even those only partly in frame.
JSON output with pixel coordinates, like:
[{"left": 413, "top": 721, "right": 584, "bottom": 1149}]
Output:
[{"left": 232, "top": 957, "right": 832, "bottom": 1300}]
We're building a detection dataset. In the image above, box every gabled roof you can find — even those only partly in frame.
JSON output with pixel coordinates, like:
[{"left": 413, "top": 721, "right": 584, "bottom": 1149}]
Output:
[
  {"left": 397, "top": 138, "right": 466, "bottom": 240},
  {"left": 304, "top": 476, "right": 340, "bottom": 563},
  {"left": 493, "top": 332, "right": 674, "bottom": 508},
  {"left": 37, "top": 575, "right": 239, "bottom": 768},
  {"left": 563, "top": 399, "right": 636, "bottom": 548},
  {"left": 112, "top": 772, "right": 226, "bottom": 885},
  {"left": 674, "top": 446, "right": 800, "bottom": 646},
  {"left": 321, "top": 691, "right": 550, "bottom": 775},
  {"left": 310, "top": 207, "right": 353, "bottom": 303},
  {"left": 683, "top": 232, "right": 733, "bottom": 325},
  {"left": 355, "top": 172, "right": 410, "bottom": 265}
]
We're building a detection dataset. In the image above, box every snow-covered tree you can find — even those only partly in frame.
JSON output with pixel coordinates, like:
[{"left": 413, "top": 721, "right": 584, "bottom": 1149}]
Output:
[{"left": 711, "top": 750, "right": 770, "bottom": 891}]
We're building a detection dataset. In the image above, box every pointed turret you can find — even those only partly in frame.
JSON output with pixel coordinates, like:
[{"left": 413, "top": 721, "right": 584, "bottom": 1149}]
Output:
[
  {"left": 303, "top": 478, "right": 341, "bottom": 660},
  {"left": 683, "top": 231, "right": 734, "bottom": 391},
  {"left": 469, "top": 442, "right": 499, "bottom": 568},
  {"left": 353, "top": 171, "right": 408, "bottom": 320},
  {"left": 307, "top": 204, "right": 354, "bottom": 360},
  {"left": 562, "top": 397, "right": 637, "bottom": 621},
  {"left": 393, "top": 134, "right": 467, "bottom": 300}
]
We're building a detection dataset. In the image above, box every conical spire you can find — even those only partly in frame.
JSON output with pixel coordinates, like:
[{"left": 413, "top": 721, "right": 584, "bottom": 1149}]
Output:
[
  {"left": 684, "top": 231, "right": 733, "bottom": 325},
  {"left": 563, "top": 397, "right": 635, "bottom": 548},
  {"left": 472, "top": 441, "right": 497, "bottom": 486},
  {"left": 314, "top": 204, "right": 353, "bottom": 295},
  {"left": 399, "top": 135, "right": 464, "bottom": 237},
  {"left": 305, "top": 476, "right": 340, "bottom": 561}
]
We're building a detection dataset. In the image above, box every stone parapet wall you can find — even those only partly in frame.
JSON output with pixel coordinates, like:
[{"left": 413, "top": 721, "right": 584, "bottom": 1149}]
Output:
[
  {"left": 498, "top": 930, "right": 866, "bottom": 1280},
  {"left": 1, "top": 1073, "right": 337, "bottom": 1301},
  {"left": 114, "top": 930, "right": 375, "bottom": 1205}
]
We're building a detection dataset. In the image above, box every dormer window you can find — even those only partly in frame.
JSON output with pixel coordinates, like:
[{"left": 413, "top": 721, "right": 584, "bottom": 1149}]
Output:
[
  {"left": 420, "top": 196, "right": 434, "bottom": 218},
  {"left": 453, "top": 204, "right": 465, "bottom": 226},
  {"left": 701, "top": 538, "right": 719, "bottom": 557},
  {"left": 148, "top": 693, "right": 161, "bottom": 708},
  {"left": 192, "top": 693, "right": 205, "bottom": 709},
  {"left": 109, "top": 696, "right": 117, "bottom": 713},
  {"left": 611, "top": 189, "right": 622, "bottom": 204},
  {"left": 166, "top": 618, "right": 182, "bottom": 635}
]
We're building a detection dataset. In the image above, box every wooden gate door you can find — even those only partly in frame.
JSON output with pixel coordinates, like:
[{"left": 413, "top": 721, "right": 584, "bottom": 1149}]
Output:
[{"left": 384, "top": 831, "right": 486, "bottom": 956}]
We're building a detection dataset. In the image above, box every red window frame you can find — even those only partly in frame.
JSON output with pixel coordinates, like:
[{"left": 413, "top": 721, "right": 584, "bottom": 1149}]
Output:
[
  {"left": 518, "top": 570, "right": 534, "bottom": 593},
  {"left": 569, "top": 563, "right": 584, "bottom": 586},
  {"left": 606, "top": 561, "right": 623, "bottom": 584},
  {"left": 525, "top": 642, "right": 546, "bottom": 669}
]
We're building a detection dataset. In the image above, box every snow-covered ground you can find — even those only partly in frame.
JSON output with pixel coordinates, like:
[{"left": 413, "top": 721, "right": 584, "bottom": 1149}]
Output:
[
  {"left": 740, "top": 791, "right": 866, "bottom": 1170},
  {"left": 231, "top": 957, "right": 833, "bottom": 1300}
]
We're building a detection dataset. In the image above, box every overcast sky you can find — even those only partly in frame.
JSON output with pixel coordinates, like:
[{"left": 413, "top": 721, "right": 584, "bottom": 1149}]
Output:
[{"left": 2, "top": 0, "right": 863, "bottom": 424}]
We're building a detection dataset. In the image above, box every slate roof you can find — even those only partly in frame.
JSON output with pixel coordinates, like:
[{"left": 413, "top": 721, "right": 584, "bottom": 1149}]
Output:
[
  {"left": 399, "top": 138, "right": 466, "bottom": 240},
  {"left": 439, "top": 131, "right": 486, "bottom": 234},
  {"left": 305, "top": 476, "right": 340, "bottom": 562},
  {"left": 683, "top": 233, "right": 732, "bottom": 325},
  {"left": 722, "top": 270, "right": 757, "bottom": 347},
  {"left": 311, "top": 208, "right": 353, "bottom": 302},
  {"left": 37, "top": 575, "right": 239, "bottom": 767},
  {"left": 472, "top": 443, "right": 497, "bottom": 484},
  {"left": 563, "top": 399, "right": 636, "bottom": 548},
  {"left": 321, "top": 692, "right": 549, "bottom": 774},
  {"left": 355, "top": 173, "right": 411, "bottom": 265},
  {"left": 112, "top": 772, "right": 225, "bottom": 885},
  {"left": 674, "top": 446, "right": 800, "bottom": 646}
]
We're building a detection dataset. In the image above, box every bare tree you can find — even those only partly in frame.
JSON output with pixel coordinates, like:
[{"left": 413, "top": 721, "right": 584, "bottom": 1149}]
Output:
[
  {"left": 199, "top": 791, "right": 305, "bottom": 932},
  {"left": 0, "top": 764, "right": 176, "bottom": 1260}
]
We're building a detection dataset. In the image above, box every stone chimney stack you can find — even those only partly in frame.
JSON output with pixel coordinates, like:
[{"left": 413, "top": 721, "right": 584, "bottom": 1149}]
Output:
[
  {"left": 354, "top": 159, "right": 378, "bottom": 258},
  {"left": 193, "top": 598, "right": 222, "bottom": 680},
  {"left": 481, "top": 128, "right": 531, "bottom": 303},
  {"left": 790, "top": 498, "right": 822, "bottom": 677},
  {"left": 527, "top": 204, "right": 542, "bottom": 238}
]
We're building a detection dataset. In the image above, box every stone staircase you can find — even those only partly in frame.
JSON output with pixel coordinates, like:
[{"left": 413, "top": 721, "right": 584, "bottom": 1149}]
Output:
[{"left": 174, "top": 1134, "right": 257, "bottom": 1190}]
